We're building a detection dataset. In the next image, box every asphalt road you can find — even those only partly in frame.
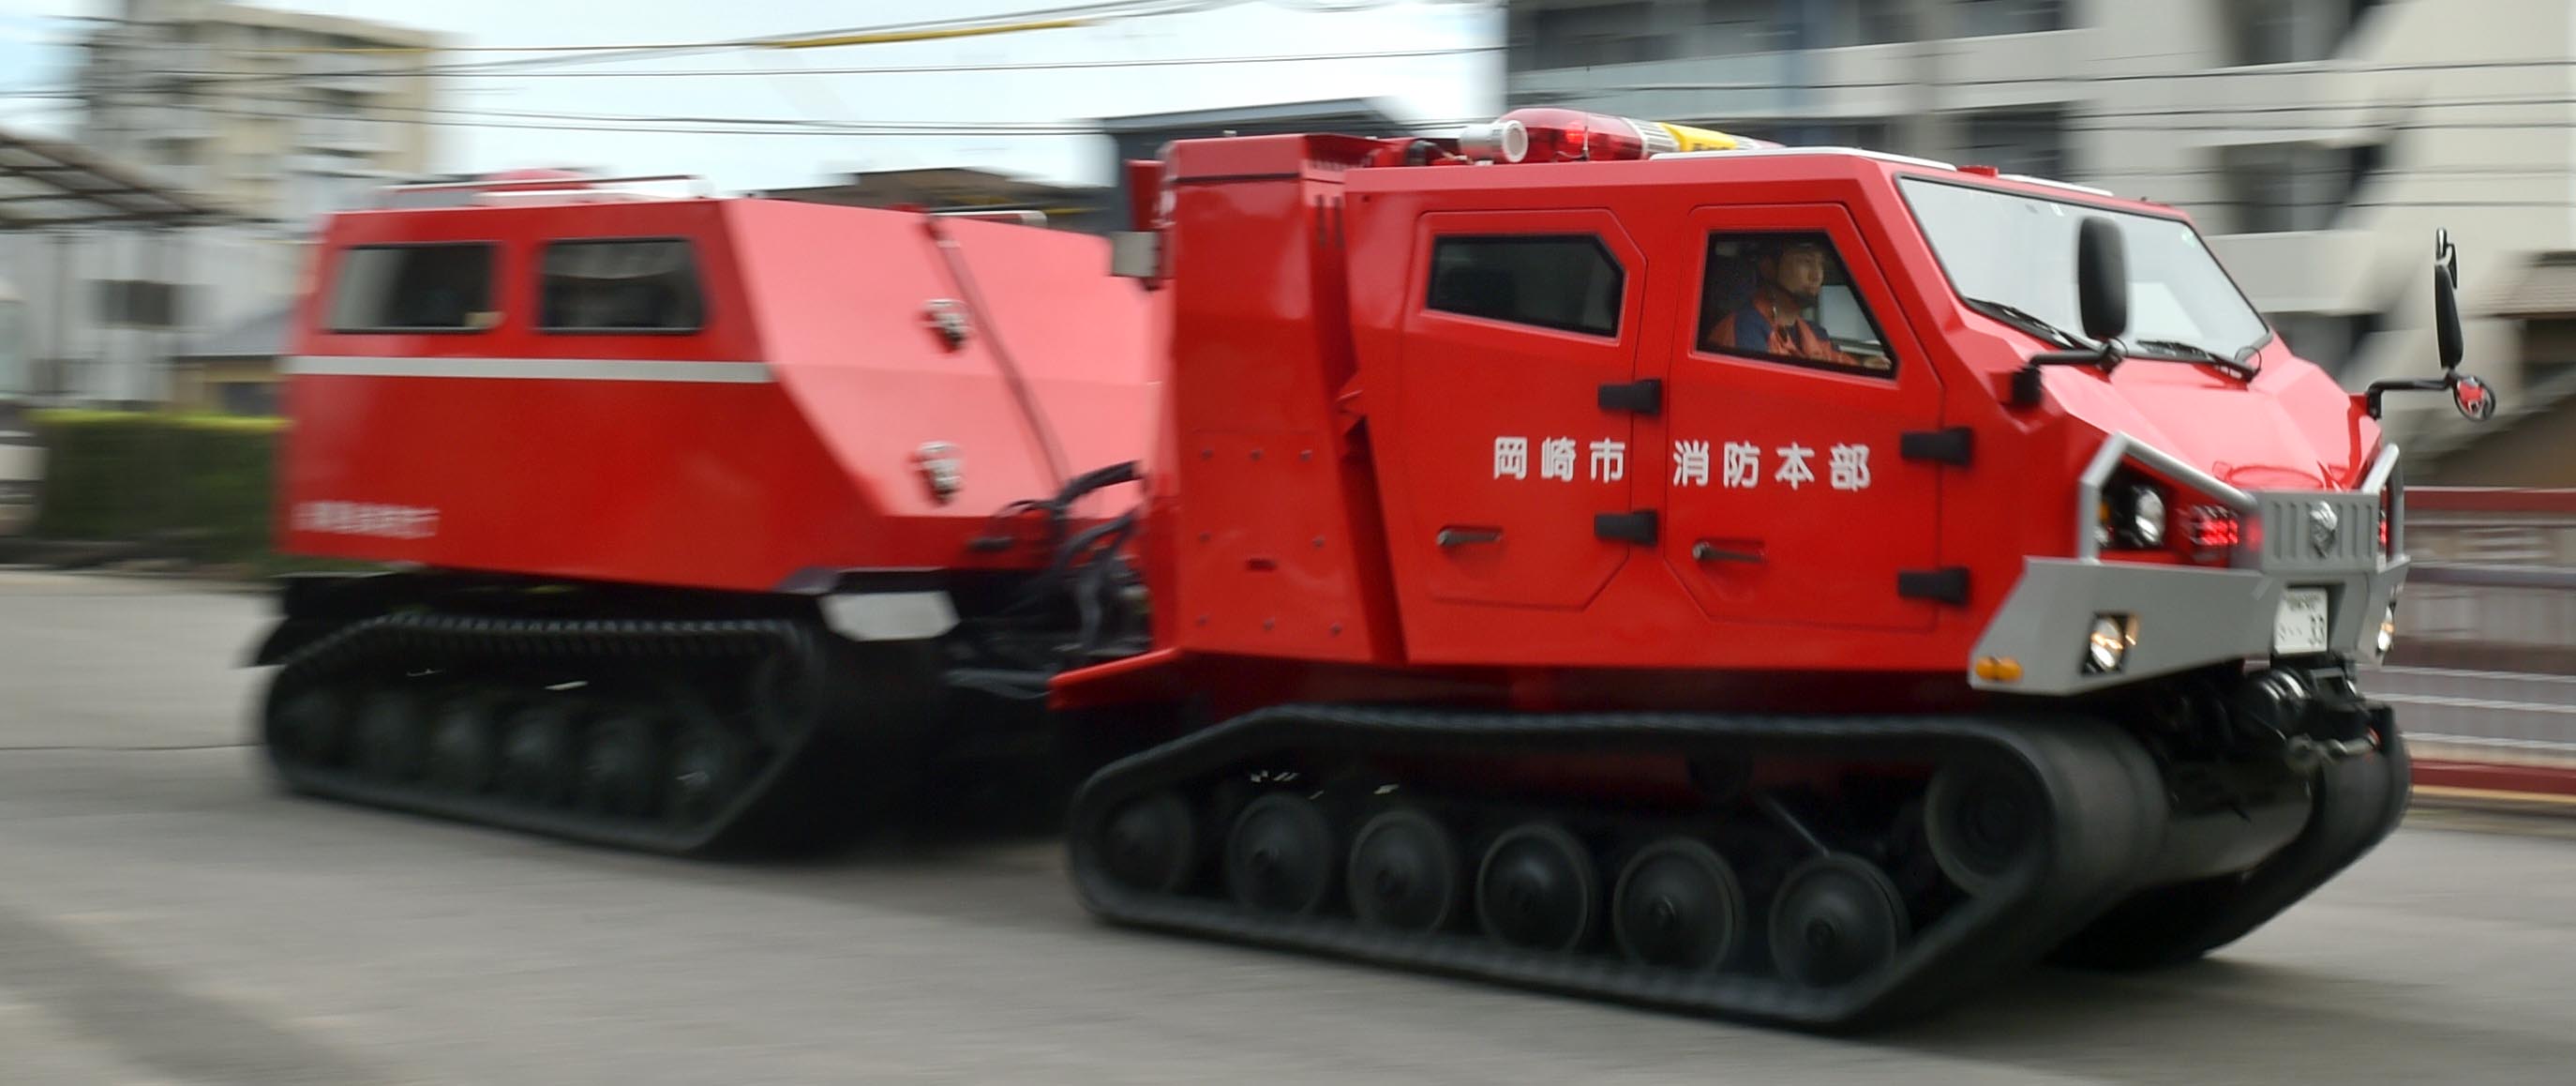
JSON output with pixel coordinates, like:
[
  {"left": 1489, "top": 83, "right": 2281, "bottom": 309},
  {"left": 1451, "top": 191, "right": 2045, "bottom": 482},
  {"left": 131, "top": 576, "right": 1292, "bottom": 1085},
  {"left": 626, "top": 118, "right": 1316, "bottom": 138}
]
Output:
[{"left": 7, "top": 568, "right": 2576, "bottom": 1085}]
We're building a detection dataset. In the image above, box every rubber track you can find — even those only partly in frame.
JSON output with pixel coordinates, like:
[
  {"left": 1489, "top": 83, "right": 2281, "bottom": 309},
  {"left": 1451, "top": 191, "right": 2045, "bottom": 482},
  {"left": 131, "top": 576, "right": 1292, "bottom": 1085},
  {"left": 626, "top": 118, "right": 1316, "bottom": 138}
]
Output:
[
  {"left": 2048, "top": 725, "right": 2411, "bottom": 971},
  {"left": 1065, "top": 703, "right": 2181, "bottom": 1033},
  {"left": 262, "top": 611, "right": 836, "bottom": 857}
]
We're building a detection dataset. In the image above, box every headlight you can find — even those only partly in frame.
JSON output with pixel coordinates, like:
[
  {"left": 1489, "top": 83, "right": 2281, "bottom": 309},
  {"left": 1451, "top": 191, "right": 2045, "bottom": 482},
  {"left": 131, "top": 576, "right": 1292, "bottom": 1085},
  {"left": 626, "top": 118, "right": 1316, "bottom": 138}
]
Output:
[
  {"left": 2377, "top": 605, "right": 2397, "bottom": 655},
  {"left": 2085, "top": 613, "right": 2132, "bottom": 673},
  {"left": 2098, "top": 478, "right": 2170, "bottom": 550},
  {"left": 2128, "top": 486, "right": 2166, "bottom": 547}
]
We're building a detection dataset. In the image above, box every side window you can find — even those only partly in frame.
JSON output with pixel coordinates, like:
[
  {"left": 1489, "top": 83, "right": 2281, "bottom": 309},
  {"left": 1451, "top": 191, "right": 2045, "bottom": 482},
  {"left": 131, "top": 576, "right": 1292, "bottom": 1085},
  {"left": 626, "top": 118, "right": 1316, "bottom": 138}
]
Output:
[
  {"left": 1426, "top": 234, "right": 1623, "bottom": 338},
  {"left": 325, "top": 243, "right": 496, "bottom": 333},
  {"left": 1696, "top": 232, "right": 1895, "bottom": 377},
  {"left": 539, "top": 239, "right": 705, "bottom": 333}
]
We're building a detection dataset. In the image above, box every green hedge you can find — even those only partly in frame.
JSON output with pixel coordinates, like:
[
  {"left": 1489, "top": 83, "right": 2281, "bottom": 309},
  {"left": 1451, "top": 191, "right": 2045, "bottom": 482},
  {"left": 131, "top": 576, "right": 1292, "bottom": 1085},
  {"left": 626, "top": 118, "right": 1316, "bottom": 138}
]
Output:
[{"left": 30, "top": 409, "right": 285, "bottom": 564}]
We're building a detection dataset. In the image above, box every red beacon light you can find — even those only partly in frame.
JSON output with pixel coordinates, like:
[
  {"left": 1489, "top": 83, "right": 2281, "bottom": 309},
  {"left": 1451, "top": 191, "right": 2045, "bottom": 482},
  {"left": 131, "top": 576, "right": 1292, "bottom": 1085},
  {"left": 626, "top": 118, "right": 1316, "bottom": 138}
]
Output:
[
  {"left": 1457, "top": 107, "right": 1781, "bottom": 164},
  {"left": 2184, "top": 505, "right": 2242, "bottom": 563}
]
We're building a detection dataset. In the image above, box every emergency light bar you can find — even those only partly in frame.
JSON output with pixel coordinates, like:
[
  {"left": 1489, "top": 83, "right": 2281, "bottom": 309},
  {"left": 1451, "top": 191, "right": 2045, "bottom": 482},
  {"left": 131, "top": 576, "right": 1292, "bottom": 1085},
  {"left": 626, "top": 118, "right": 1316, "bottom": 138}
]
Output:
[{"left": 1457, "top": 107, "right": 1780, "bottom": 164}]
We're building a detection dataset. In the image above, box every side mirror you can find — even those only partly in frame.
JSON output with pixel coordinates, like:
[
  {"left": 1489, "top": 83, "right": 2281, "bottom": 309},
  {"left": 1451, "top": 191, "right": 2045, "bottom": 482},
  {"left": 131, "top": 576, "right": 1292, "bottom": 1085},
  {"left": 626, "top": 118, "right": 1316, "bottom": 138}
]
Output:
[
  {"left": 2365, "top": 228, "right": 2491, "bottom": 421},
  {"left": 2451, "top": 372, "right": 2496, "bottom": 421},
  {"left": 2434, "top": 249, "right": 2464, "bottom": 371},
  {"left": 2008, "top": 217, "right": 2134, "bottom": 407},
  {"left": 2076, "top": 217, "right": 2129, "bottom": 342}
]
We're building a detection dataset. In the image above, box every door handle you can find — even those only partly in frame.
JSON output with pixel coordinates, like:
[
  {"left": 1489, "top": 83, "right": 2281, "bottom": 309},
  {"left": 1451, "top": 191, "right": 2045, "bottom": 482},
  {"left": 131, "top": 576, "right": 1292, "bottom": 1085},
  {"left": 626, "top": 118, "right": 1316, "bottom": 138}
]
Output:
[
  {"left": 1596, "top": 378, "right": 1662, "bottom": 415},
  {"left": 1692, "top": 539, "right": 1765, "bottom": 564},
  {"left": 1437, "top": 526, "right": 1503, "bottom": 549},
  {"left": 1595, "top": 510, "right": 1658, "bottom": 545}
]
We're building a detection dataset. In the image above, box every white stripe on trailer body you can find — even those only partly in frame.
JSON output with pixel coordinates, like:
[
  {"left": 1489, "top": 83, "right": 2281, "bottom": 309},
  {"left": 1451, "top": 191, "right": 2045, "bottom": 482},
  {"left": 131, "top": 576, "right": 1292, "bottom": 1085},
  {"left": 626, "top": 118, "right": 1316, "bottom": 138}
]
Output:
[{"left": 285, "top": 355, "right": 773, "bottom": 384}]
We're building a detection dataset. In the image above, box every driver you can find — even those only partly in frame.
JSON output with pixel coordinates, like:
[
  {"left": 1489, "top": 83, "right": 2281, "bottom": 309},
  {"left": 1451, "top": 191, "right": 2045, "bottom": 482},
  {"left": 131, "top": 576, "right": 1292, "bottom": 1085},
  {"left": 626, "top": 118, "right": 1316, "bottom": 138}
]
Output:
[{"left": 1703, "top": 238, "right": 1863, "bottom": 369}]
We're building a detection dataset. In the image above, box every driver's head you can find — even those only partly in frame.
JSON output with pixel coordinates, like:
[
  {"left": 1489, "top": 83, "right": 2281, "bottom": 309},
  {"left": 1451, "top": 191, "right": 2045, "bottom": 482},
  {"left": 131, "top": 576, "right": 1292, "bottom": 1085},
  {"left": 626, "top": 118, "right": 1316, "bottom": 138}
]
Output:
[{"left": 1759, "top": 239, "right": 1830, "bottom": 303}]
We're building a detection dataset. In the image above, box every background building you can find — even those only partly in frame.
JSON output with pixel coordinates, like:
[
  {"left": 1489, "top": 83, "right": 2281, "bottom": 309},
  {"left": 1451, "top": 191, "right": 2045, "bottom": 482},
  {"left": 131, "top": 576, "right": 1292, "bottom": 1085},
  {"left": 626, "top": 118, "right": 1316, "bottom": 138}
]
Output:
[
  {"left": 0, "top": 0, "right": 448, "bottom": 412},
  {"left": 0, "top": 127, "right": 283, "bottom": 408},
  {"left": 1504, "top": 0, "right": 2576, "bottom": 481},
  {"left": 74, "top": 0, "right": 442, "bottom": 228}
]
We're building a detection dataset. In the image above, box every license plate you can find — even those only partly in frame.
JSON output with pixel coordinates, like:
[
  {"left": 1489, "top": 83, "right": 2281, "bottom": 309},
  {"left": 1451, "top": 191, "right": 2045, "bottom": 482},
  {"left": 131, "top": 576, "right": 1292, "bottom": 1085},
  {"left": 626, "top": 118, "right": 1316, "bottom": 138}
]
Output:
[{"left": 2274, "top": 588, "right": 2331, "bottom": 656}]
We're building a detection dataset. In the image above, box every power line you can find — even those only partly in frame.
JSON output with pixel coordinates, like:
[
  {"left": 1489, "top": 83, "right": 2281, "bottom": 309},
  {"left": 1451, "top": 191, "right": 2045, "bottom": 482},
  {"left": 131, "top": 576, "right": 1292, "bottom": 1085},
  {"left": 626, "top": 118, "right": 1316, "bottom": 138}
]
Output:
[
  {"left": 26, "top": 80, "right": 2576, "bottom": 157},
  {"left": 0, "top": 43, "right": 1499, "bottom": 112},
  {"left": 68, "top": 1, "right": 1221, "bottom": 56},
  {"left": 28, "top": 79, "right": 2576, "bottom": 146},
  {"left": 114, "top": 45, "right": 1500, "bottom": 87},
  {"left": 60, "top": 1, "right": 1428, "bottom": 80},
  {"left": 1540, "top": 53, "right": 2576, "bottom": 95},
  {"left": 30, "top": 34, "right": 1496, "bottom": 105}
]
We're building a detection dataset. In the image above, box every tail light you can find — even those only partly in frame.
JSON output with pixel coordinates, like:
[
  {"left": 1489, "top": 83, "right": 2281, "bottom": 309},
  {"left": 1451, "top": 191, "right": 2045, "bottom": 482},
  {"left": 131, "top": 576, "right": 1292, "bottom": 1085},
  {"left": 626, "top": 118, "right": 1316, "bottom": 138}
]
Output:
[{"left": 1457, "top": 108, "right": 1779, "bottom": 165}]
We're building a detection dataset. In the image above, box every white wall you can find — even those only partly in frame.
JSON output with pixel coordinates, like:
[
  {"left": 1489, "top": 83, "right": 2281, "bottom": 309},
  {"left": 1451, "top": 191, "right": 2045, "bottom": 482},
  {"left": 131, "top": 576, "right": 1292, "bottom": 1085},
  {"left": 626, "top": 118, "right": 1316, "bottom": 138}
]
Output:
[{"left": 0, "top": 223, "right": 305, "bottom": 405}]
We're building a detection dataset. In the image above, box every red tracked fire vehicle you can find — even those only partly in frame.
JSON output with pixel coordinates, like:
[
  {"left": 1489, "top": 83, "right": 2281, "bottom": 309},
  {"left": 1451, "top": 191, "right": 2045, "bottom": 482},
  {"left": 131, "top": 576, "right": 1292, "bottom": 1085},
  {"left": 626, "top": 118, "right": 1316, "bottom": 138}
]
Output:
[
  {"left": 249, "top": 112, "right": 2496, "bottom": 1029},
  {"left": 253, "top": 173, "right": 1165, "bottom": 852}
]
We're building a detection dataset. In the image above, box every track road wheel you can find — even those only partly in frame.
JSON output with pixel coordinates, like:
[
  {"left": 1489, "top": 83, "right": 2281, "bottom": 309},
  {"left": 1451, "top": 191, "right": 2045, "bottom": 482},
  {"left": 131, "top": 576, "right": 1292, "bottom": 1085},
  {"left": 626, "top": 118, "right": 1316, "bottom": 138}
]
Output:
[
  {"left": 498, "top": 702, "right": 578, "bottom": 808},
  {"left": 664, "top": 721, "right": 750, "bottom": 831},
  {"left": 426, "top": 692, "right": 502, "bottom": 794},
  {"left": 1925, "top": 761, "right": 2048, "bottom": 897},
  {"left": 1099, "top": 791, "right": 1199, "bottom": 895},
  {"left": 268, "top": 685, "right": 350, "bottom": 767},
  {"left": 1477, "top": 822, "right": 1597, "bottom": 953},
  {"left": 1612, "top": 837, "right": 1746, "bottom": 971},
  {"left": 1346, "top": 807, "right": 1461, "bottom": 932},
  {"left": 578, "top": 710, "right": 664, "bottom": 820},
  {"left": 1224, "top": 793, "right": 1337, "bottom": 915},
  {"left": 1770, "top": 853, "right": 1910, "bottom": 988},
  {"left": 353, "top": 686, "right": 429, "bottom": 782}
]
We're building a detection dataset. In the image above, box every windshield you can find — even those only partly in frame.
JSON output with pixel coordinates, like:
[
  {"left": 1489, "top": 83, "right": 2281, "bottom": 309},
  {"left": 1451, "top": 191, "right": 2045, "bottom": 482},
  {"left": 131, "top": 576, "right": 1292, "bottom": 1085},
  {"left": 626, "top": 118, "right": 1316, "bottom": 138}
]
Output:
[
  {"left": 1898, "top": 176, "right": 2272, "bottom": 359},
  {"left": 0, "top": 299, "right": 24, "bottom": 399}
]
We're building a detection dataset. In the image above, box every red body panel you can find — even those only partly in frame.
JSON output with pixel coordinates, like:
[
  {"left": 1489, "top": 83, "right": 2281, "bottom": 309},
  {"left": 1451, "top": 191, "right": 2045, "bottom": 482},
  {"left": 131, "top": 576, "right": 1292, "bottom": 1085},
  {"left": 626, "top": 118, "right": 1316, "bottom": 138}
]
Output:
[
  {"left": 1147, "top": 137, "right": 1409, "bottom": 666},
  {"left": 281, "top": 197, "right": 1158, "bottom": 593}
]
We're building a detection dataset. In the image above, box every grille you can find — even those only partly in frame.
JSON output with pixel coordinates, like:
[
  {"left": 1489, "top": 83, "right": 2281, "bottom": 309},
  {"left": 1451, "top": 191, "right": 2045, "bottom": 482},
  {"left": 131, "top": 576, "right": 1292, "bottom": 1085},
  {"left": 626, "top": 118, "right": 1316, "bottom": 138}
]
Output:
[{"left": 2255, "top": 491, "right": 2384, "bottom": 571}]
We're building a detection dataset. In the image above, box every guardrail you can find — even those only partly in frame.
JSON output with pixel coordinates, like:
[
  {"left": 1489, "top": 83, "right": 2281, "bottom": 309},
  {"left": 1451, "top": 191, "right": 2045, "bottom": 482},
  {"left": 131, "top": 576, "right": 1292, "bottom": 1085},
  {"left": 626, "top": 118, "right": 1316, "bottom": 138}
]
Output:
[{"left": 2381, "top": 487, "right": 2576, "bottom": 805}]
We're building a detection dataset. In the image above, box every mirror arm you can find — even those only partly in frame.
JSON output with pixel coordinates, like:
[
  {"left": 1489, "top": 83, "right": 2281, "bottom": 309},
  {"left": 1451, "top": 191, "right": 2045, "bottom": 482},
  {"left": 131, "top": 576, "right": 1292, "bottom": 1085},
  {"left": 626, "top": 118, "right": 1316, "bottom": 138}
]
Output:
[
  {"left": 2009, "top": 340, "right": 2124, "bottom": 408},
  {"left": 2364, "top": 376, "right": 2452, "bottom": 419}
]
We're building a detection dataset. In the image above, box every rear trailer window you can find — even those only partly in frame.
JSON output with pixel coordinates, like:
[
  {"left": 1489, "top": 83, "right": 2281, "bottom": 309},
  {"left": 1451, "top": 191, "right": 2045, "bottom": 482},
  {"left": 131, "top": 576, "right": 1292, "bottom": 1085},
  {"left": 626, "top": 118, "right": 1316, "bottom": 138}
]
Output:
[
  {"left": 539, "top": 239, "right": 705, "bottom": 333},
  {"left": 325, "top": 243, "right": 497, "bottom": 333}
]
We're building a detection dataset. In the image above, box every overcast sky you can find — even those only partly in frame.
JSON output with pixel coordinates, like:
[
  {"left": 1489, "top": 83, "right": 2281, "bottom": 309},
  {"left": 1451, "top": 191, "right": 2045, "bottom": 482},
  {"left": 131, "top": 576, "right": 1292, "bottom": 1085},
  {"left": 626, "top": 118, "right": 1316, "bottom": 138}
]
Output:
[{"left": 0, "top": 0, "right": 1501, "bottom": 191}]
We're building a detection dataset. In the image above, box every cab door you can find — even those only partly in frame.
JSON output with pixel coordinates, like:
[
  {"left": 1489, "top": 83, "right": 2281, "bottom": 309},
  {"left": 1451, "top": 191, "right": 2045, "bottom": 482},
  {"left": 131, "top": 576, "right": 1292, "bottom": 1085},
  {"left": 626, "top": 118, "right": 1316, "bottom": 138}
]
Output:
[
  {"left": 1389, "top": 210, "right": 1648, "bottom": 611},
  {"left": 1658, "top": 204, "right": 1948, "bottom": 631}
]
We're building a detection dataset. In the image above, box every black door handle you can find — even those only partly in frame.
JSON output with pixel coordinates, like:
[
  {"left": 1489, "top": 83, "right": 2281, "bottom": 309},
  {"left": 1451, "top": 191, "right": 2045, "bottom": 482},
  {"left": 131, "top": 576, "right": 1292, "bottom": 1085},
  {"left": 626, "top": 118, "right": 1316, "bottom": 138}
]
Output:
[
  {"left": 1595, "top": 510, "right": 1657, "bottom": 545},
  {"left": 1437, "top": 526, "right": 1503, "bottom": 548},
  {"left": 1597, "top": 378, "right": 1661, "bottom": 415},
  {"left": 1691, "top": 540, "right": 1764, "bottom": 564}
]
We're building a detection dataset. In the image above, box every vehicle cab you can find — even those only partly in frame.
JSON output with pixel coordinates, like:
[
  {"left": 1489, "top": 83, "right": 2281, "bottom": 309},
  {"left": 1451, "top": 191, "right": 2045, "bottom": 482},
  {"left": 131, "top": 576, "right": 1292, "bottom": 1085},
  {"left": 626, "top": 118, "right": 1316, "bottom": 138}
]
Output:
[{"left": 1126, "top": 107, "right": 2494, "bottom": 725}]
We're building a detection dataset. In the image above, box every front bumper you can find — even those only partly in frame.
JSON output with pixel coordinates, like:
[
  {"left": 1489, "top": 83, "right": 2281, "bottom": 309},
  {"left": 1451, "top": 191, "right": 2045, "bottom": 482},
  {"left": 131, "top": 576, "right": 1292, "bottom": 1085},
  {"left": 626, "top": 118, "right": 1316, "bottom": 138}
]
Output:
[
  {"left": 1969, "top": 431, "right": 2408, "bottom": 697},
  {"left": 1969, "top": 428, "right": 2408, "bottom": 699},
  {"left": 1968, "top": 553, "right": 2406, "bottom": 696}
]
